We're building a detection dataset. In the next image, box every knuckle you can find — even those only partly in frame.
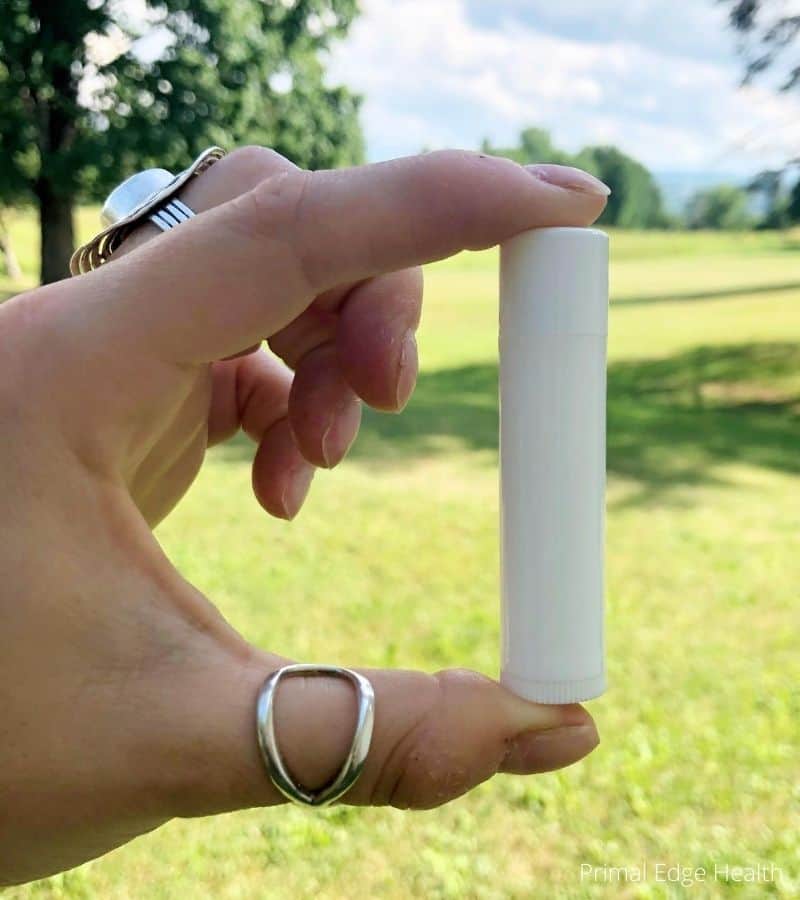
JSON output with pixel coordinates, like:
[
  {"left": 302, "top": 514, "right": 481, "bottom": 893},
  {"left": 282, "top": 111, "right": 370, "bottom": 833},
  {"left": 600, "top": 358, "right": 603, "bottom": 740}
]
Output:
[
  {"left": 0, "top": 283, "right": 122, "bottom": 423},
  {"left": 375, "top": 671, "right": 477, "bottom": 811},
  {"left": 426, "top": 147, "right": 509, "bottom": 176},
  {"left": 430, "top": 147, "right": 482, "bottom": 166},
  {"left": 366, "top": 674, "right": 439, "bottom": 809},
  {"left": 223, "top": 145, "right": 294, "bottom": 187},
  {"left": 422, "top": 148, "right": 526, "bottom": 194},
  {"left": 408, "top": 150, "right": 522, "bottom": 251},
  {"left": 377, "top": 723, "right": 428, "bottom": 809},
  {"left": 0, "top": 293, "right": 51, "bottom": 425},
  {"left": 390, "top": 740, "right": 472, "bottom": 811},
  {"left": 226, "top": 168, "right": 317, "bottom": 295},
  {"left": 435, "top": 667, "right": 496, "bottom": 696},
  {"left": 231, "top": 168, "right": 314, "bottom": 240}
]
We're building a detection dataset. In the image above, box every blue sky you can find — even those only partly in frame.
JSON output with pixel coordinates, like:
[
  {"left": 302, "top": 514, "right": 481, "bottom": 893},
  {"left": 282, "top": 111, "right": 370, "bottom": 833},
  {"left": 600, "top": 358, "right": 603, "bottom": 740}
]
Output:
[{"left": 327, "top": 0, "right": 800, "bottom": 174}]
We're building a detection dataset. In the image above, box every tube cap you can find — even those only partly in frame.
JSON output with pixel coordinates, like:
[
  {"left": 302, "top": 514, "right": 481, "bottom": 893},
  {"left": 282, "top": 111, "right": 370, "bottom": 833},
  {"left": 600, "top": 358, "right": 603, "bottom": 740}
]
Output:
[{"left": 500, "top": 227, "right": 609, "bottom": 336}]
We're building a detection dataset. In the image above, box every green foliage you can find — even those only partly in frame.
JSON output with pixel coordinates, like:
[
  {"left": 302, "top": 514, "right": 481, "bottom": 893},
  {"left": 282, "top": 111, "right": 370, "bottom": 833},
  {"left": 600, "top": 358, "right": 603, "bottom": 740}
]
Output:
[
  {"left": 726, "top": 6, "right": 800, "bottom": 229},
  {"left": 480, "top": 127, "right": 572, "bottom": 167},
  {"left": 746, "top": 169, "right": 792, "bottom": 228},
  {"left": 482, "top": 128, "right": 668, "bottom": 229},
  {"left": 726, "top": 0, "right": 800, "bottom": 88},
  {"left": 3, "top": 219, "right": 800, "bottom": 896},
  {"left": 0, "top": 0, "right": 364, "bottom": 281},
  {"left": 577, "top": 144, "right": 669, "bottom": 229},
  {"left": 0, "top": 0, "right": 364, "bottom": 206},
  {"left": 686, "top": 184, "right": 754, "bottom": 230},
  {"left": 786, "top": 176, "right": 800, "bottom": 223}
]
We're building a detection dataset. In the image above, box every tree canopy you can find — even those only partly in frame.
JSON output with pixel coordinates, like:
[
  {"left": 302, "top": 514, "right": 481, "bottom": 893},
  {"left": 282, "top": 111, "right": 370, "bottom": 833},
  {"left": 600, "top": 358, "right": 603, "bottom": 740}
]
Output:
[
  {"left": 0, "top": 0, "right": 364, "bottom": 281},
  {"left": 576, "top": 145, "right": 668, "bottom": 230},
  {"left": 726, "top": 0, "right": 800, "bottom": 88},
  {"left": 685, "top": 184, "right": 754, "bottom": 230},
  {"left": 482, "top": 129, "right": 668, "bottom": 229},
  {"left": 481, "top": 127, "right": 573, "bottom": 168}
]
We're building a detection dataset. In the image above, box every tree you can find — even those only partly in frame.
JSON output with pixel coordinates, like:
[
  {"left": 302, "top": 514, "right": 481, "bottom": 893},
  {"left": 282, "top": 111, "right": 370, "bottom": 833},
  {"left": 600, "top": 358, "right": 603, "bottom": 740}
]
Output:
[
  {"left": 746, "top": 169, "right": 791, "bottom": 227},
  {"left": 576, "top": 145, "right": 668, "bottom": 229},
  {"left": 725, "top": 3, "right": 800, "bottom": 226},
  {"left": 480, "top": 127, "right": 573, "bottom": 166},
  {"left": 481, "top": 128, "right": 668, "bottom": 229},
  {"left": 0, "top": 1, "right": 363, "bottom": 284},
  {"left": 685, "top": 185, "right": 754, "bottom": 230},
  {"left": 786, "top": 176, "right": 800, "bottom": 224},
  {"left": 726, "top": 1, "right": 800, "bottom": 88}
]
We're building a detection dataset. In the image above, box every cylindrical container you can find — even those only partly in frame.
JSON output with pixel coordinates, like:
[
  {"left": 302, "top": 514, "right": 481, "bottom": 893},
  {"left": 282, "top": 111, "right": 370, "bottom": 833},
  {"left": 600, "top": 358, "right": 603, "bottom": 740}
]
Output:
[{"left": 499, "top": 227, "right": 608, "bottom": 704}]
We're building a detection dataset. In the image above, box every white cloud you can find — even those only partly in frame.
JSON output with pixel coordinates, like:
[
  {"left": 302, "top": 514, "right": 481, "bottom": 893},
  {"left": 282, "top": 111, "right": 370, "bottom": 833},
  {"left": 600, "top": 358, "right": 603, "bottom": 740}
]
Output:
[{"left": 328, "top": 0, "right": 800, "bottom": 173}]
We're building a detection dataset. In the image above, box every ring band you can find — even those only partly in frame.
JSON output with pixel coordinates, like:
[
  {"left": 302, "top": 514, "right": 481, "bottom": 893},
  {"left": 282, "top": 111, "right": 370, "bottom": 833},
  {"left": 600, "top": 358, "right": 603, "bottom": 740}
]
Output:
[
  {"left": 256, "top": 664, "right": 375, "bottom": 807},
  {"left": 150, "top": 198, "right": 196, "bottom": 232}
]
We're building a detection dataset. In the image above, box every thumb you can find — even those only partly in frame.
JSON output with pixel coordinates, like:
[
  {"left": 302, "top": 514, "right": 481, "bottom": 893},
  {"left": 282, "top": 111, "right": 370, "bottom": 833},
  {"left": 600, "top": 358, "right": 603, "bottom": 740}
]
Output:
[{"left": 154, "top": 647, "right": 598, "bottom": 816}]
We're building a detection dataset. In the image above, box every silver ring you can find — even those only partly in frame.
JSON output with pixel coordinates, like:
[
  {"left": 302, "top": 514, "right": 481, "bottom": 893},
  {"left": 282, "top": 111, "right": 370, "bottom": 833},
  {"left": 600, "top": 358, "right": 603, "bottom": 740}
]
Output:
[
  {"left": 256, "top": 664, "right": 375, "bottom": 807},
  {"left": 69, "top": 146, "right": 225, "bottom": 275},
  {"left": 149, "top": 198, "right": 196, "bottom": 232}
]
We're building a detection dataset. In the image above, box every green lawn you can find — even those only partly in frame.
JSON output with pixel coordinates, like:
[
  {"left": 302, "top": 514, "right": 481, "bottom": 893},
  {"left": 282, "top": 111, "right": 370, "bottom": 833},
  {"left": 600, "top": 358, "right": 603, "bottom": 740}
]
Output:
[{"left": 4, "top": 217, "right": 800, "bottom": 898}]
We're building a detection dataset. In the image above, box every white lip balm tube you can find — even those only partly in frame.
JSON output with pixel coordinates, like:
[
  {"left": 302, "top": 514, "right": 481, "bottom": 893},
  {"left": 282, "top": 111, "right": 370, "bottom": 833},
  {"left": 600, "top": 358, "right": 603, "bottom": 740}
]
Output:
[{"left": 499, "top": 227, "right": 608, "bottom": 704}]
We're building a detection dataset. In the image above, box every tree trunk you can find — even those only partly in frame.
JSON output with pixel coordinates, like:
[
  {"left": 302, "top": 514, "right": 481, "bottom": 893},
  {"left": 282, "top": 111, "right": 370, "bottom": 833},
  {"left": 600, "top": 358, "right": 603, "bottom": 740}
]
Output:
[
  {"left": 0, "top": 210, "right": 22, "bottom": 282},
  {"left": 37, "top": 179, "right": 74, "bottom": 284}
]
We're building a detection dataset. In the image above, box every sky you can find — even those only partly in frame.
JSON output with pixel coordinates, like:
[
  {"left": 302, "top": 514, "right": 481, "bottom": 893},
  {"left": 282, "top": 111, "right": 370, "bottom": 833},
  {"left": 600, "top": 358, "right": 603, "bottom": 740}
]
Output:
[{"left": 326, "top": 0, "right": 800, "bottom": 175}]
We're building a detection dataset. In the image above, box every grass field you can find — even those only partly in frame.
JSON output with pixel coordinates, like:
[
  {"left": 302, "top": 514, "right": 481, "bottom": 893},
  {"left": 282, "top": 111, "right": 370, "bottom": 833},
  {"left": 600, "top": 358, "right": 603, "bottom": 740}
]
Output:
[{"left": 3, "top": 214, "right": 800, "bottom": 899}]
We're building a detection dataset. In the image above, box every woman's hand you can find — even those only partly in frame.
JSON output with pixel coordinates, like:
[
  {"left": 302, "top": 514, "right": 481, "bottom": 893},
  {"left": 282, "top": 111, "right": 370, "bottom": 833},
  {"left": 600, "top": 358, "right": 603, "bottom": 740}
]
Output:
[{"left": 0, "top": 149, "right": 608, "bottom": 885}]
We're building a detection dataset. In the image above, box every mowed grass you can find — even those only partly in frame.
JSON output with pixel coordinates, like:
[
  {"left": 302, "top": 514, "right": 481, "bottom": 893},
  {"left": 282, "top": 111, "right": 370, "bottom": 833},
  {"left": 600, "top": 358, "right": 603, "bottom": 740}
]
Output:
[{"left": 3, "top": 215, "right": 800, "bottom": 899}]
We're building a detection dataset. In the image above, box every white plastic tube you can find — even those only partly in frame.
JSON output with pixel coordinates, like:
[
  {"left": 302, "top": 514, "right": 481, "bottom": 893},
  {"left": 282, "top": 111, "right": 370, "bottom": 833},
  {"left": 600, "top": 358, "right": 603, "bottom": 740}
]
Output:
[{"left": 499, "top": 227, "right": 608, "bottom": 704}]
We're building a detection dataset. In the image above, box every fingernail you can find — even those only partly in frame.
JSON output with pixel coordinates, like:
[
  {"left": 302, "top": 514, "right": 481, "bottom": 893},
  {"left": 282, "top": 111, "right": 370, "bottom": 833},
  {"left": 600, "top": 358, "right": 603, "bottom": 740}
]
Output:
[
  {"left": 396, "top": 330, "right": 418, "bottom": 412},
  {"left": 280, "top": 464, "right": 315, "bottom": 520},
  {"left": 320, "top": 398, "right": 362, "bottom": 468},
  {"left": 501, "top": 724, "right": 600, "bottom": 775},
  {"left": 528, "top": 164, "right": 611, "bottom": 197}
]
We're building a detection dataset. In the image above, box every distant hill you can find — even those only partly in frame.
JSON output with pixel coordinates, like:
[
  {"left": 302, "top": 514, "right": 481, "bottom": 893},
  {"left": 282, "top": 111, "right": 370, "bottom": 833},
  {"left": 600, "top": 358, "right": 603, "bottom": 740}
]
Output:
[{"left": 655, "top": 170, "right": 748, "bottom": 216}]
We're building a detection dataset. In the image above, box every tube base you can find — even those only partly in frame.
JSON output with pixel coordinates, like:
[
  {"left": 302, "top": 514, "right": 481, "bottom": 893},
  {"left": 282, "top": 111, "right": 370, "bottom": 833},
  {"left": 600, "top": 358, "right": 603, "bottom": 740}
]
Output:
[{"left": 500, "top": 670, "right": 606, "bottom": 705}]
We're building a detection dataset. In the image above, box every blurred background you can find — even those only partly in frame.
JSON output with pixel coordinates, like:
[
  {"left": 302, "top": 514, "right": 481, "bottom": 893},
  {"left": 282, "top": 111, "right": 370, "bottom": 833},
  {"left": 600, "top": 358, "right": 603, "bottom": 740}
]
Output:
[{"left": 2, "top": 1, "right": 799, "bottom": 898}]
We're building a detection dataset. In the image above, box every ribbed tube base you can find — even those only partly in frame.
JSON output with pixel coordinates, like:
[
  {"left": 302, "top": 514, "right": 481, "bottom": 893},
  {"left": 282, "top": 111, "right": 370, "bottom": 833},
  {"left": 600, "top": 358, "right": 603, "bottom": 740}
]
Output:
[{"left": 500, "top": 670, "right": 607, "bottom": 705}]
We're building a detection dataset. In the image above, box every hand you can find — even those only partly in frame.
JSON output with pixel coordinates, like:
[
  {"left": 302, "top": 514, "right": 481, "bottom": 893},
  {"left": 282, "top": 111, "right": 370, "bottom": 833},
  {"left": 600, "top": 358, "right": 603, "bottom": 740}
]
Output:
[{"left": 0, "top": 149, "right": 608, "bottom": 885}]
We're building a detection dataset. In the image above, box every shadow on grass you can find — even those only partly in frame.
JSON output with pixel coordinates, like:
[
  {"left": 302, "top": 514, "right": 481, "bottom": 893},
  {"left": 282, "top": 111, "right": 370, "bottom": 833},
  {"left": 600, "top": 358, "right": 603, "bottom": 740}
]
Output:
[
  {"left": 614, "top": 281, "right": 800, "bottom": 307},
  {"left": 604, "top": 343, "right": 800, "bottom": 502},
  {"left": 215, "top": 342, "right": 800, "bottom": 501}
]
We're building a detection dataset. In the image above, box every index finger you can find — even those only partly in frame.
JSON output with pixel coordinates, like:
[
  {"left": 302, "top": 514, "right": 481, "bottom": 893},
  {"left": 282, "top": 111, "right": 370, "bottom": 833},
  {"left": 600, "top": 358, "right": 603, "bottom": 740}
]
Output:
[{"left": 83, "top": 151, "right": 609, "bottom": 363}]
